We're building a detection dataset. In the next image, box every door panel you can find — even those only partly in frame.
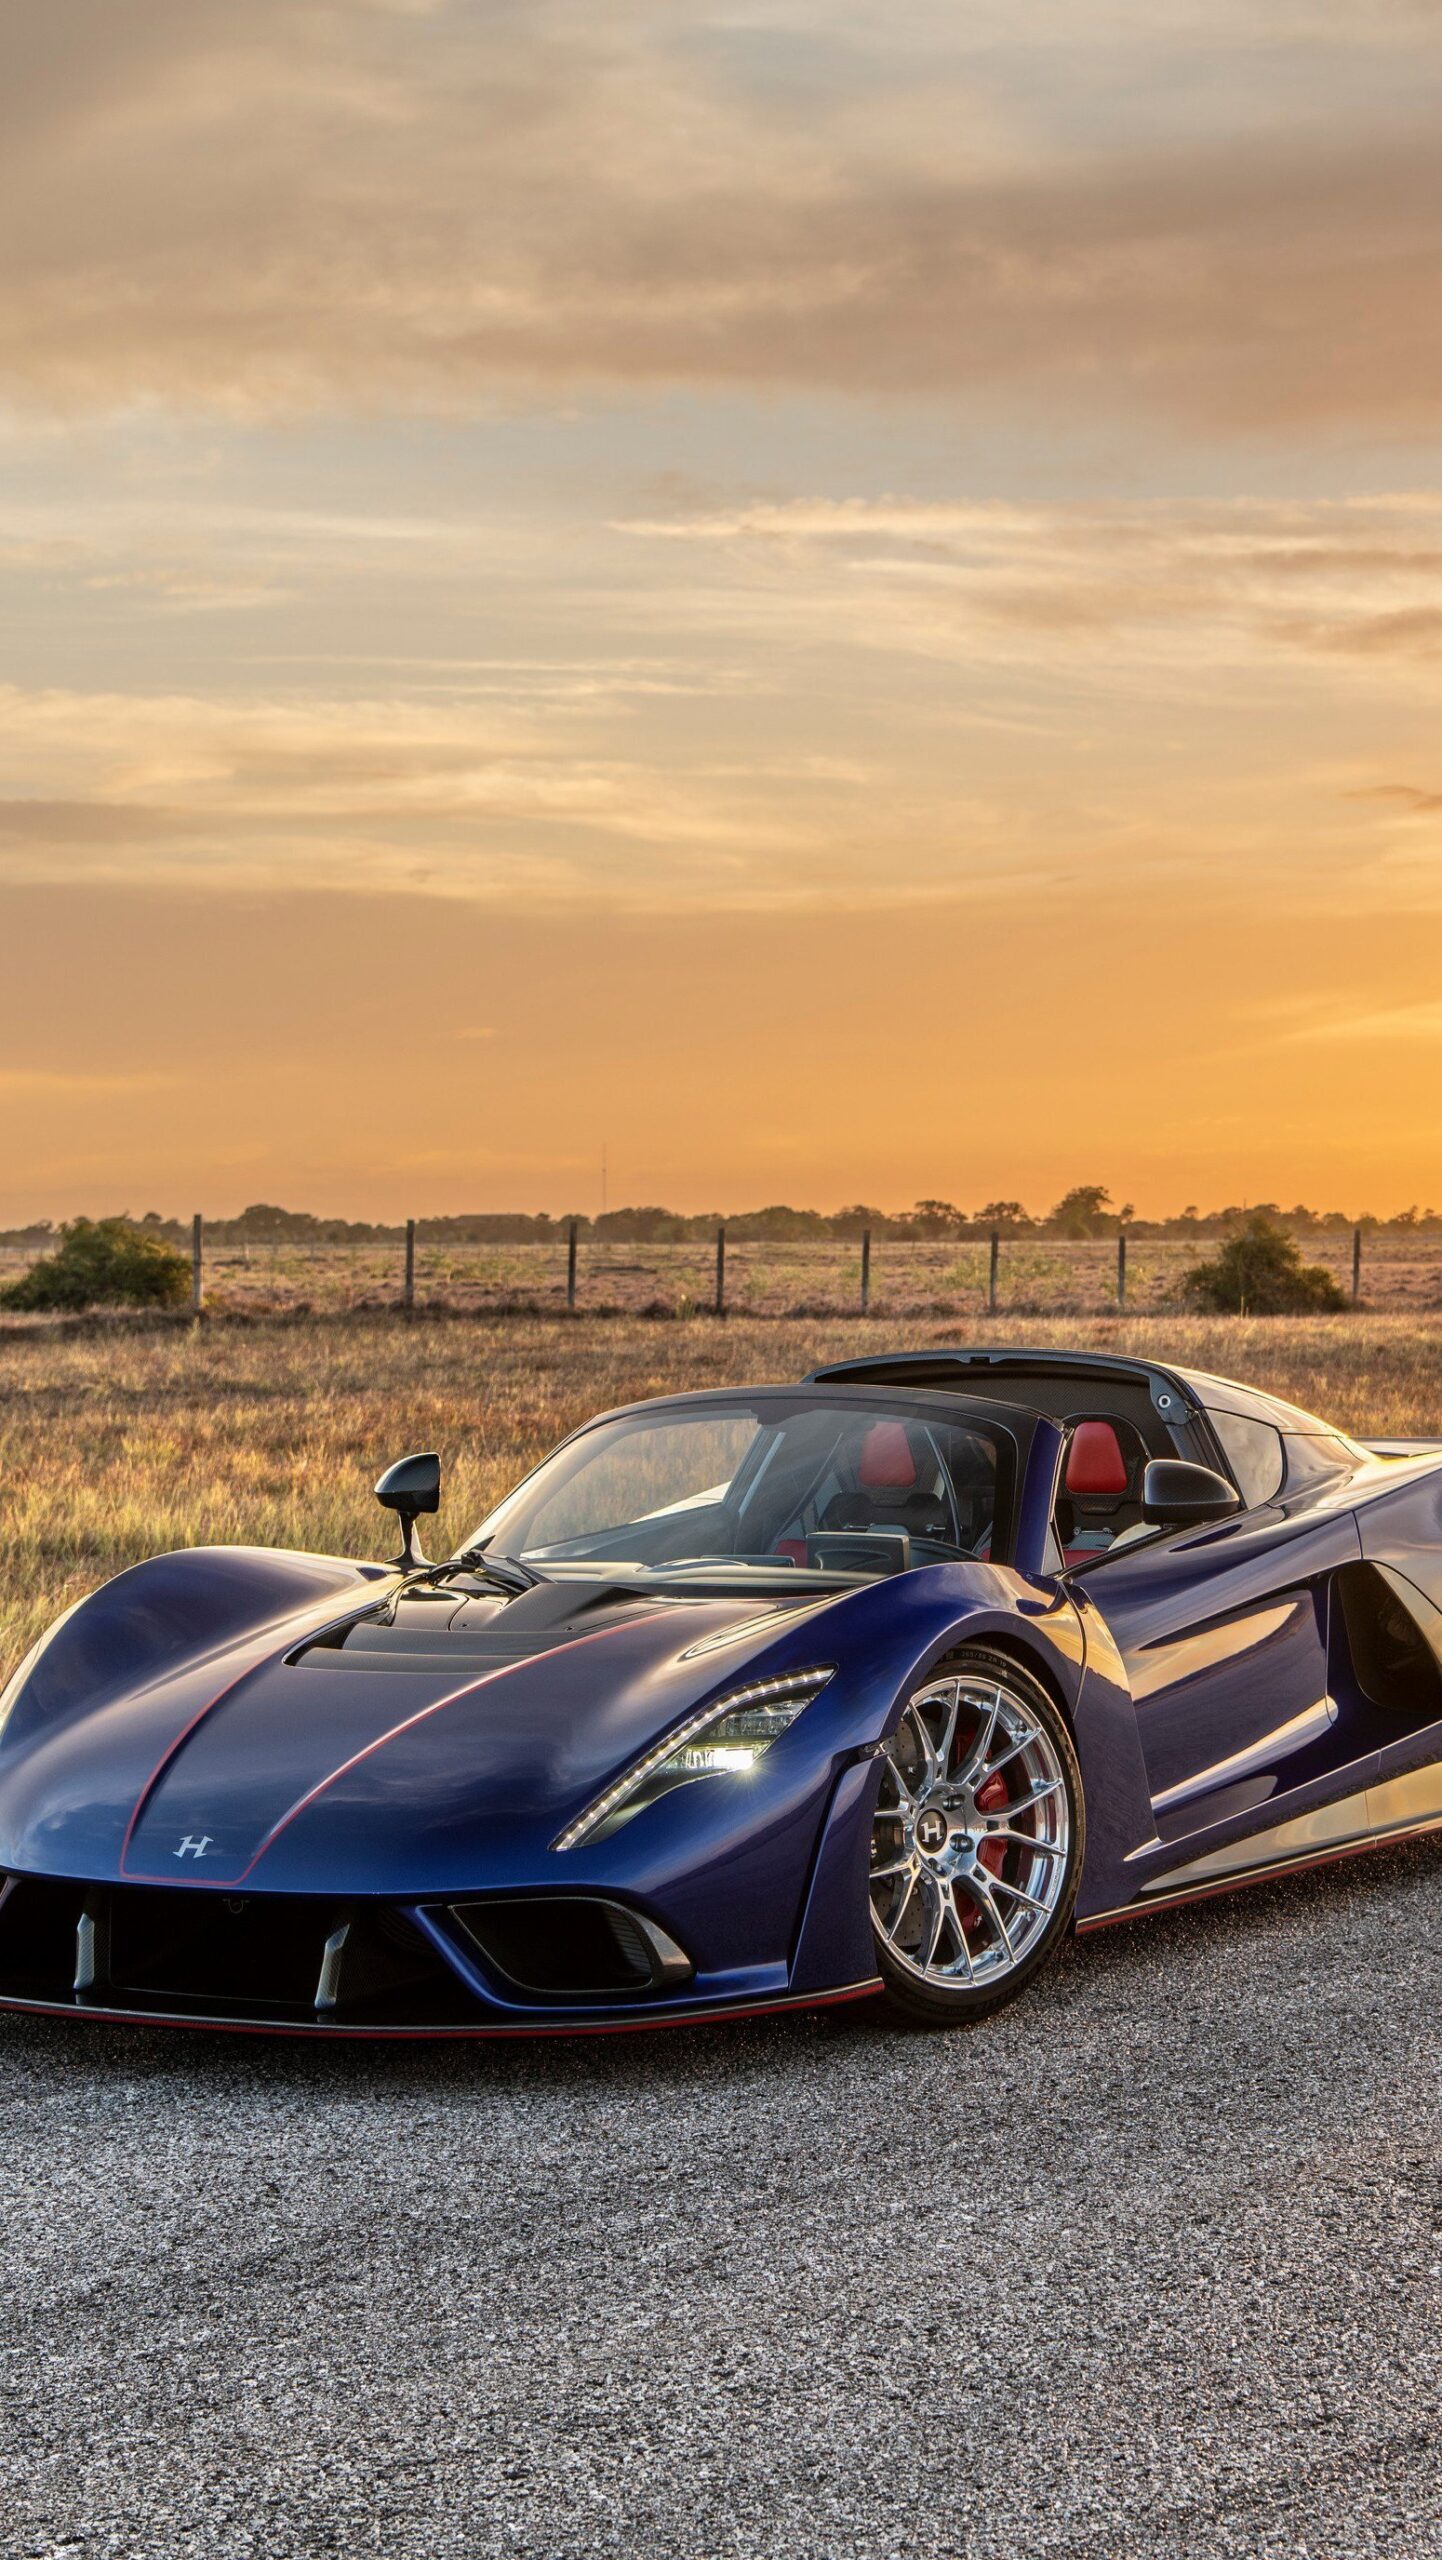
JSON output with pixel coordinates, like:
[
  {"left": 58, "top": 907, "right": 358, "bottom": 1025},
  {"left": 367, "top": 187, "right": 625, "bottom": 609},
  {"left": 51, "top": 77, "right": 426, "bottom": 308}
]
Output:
[
  {"left": 1082, "top": 1509, "right": 1365, "bottom": 1843},
  {"left": 1133, "top": 1586, "right": 1330, "bottom": 1810},
  {"left": 1147, "top": 1687, "right": 1339, "bottom": 1824}
]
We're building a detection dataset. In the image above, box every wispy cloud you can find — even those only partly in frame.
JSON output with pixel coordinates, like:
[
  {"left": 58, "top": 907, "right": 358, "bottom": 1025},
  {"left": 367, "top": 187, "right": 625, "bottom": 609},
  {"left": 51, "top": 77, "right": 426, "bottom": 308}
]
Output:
[
  {"left": 0, "top": 798, "right": 188, "bottom": 843},
  {"left": 0, "top": 1067, "right": 177, "bottom": 1095},
  {"left": 616, "top": 492, "right": 1442, "bottom": 677},
  {"left": 1, "top": 2, "right": 1441, "bottom": 1219},
  {"left": 1, "top": 2, "right": 1441, "bottom": 433},
  {"left": 0, "top": 481, "right": 1439, "bottom": 917},
  {"left": 0, "top": 682, "right": 847, "bottom": 909},
  {"left": 1348, "top": 783, "right": 1442, "bottom": 815},
  {"left": 1287, "top": 1000, "right": 1442, "bottom": 1045}
]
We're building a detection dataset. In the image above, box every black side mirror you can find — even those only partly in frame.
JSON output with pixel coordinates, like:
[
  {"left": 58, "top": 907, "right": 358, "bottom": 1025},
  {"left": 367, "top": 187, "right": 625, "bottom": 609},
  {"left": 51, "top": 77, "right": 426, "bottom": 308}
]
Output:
[
  {"left": 1141, "top": 1458, "right": 1242, "bottom": 1530},
  {"left": 375, "top": 1451, "right": 441, "bottom": 1568}
]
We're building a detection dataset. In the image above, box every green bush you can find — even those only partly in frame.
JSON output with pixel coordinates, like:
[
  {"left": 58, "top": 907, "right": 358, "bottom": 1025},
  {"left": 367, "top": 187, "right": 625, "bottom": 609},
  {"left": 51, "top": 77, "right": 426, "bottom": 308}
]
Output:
[
  {"left": 0, "top": 1216, "right": 191, "bottom": 1312},
  {"left": 1180, "top": 1213, "right": 1348, "bottom": 1315}
]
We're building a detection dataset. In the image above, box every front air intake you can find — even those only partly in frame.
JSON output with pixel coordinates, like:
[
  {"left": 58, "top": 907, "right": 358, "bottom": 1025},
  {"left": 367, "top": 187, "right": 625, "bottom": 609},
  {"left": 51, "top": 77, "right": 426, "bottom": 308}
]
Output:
[
  {"left": 446, "top": 1897, "right": 692, "bottom": 2000},
  {"left": 0, "top": 1876, "right": 468, "bottom": 2025}
]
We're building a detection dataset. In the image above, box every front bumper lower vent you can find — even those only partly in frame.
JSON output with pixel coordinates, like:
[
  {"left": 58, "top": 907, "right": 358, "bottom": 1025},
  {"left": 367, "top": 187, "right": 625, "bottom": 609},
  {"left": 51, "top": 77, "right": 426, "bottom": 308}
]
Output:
[
  {"left": 0, "top": 1873, "right": 694, "bottom": 2027},
  {"left": 446, "top": 1897, "right": 693, "bottom": 2001}
]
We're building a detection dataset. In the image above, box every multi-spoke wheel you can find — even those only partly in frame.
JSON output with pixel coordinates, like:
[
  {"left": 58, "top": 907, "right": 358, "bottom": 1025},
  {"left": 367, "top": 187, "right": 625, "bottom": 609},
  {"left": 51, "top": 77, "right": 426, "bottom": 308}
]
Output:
[{"left": 870, "top": 1647, "right": 1083, "bottom": 2025}]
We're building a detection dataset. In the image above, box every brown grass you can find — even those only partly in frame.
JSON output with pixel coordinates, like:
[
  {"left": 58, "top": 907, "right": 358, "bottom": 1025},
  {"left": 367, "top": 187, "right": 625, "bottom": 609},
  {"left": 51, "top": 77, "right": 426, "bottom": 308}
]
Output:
[
  {"left": 4, "top": 1309, "right": 1442, "bottom": 1687},
  {"left": 6, "top": 1232, "right": 1441, "bottom": 1318}
]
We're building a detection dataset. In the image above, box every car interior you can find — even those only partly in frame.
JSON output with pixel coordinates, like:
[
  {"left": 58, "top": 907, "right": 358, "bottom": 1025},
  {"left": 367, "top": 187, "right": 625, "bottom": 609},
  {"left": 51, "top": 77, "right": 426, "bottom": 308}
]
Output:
[
  {"left": 804, "top": 1355, "right": 1234, "bottom": 1573},
  {"left": 765, "top": 1416, "right": 996, "bottom": 1564},
  {"left": 819, "top": 1420, "right": 959, "bottom": 1540},
  {"left": 1052, "top": 1414, "right": 1155, "bottom": 1565}
]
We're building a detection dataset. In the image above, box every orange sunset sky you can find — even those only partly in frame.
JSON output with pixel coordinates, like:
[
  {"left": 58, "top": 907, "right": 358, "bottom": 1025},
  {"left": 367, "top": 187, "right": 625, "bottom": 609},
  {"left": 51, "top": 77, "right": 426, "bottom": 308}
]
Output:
[{"left": 3, "top": 1, "right": 1442, "bottom": 1222}]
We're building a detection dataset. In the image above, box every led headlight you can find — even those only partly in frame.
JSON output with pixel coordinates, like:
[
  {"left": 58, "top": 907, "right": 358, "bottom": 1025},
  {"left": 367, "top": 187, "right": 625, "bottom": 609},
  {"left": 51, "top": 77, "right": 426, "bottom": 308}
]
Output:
[{"left": 552, "top": 1668, "right": 834, "bottom": 1852}]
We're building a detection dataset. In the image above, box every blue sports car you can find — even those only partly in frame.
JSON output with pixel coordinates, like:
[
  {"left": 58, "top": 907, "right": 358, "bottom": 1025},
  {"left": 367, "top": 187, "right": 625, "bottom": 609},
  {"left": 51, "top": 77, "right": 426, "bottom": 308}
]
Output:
[{"left": 2, "top": 1343, "right": 1440, "bottom": 2037}]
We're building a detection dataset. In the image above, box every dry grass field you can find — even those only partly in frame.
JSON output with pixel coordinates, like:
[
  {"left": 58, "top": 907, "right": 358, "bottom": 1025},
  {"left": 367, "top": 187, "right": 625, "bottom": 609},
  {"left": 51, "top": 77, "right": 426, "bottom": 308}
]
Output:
[
  {"left": 5, "top": 1307, "right": 1442, "bottom": 1689},
  {"left": 6, "top": 1230, "right": 1442, "bottom": 1318}
]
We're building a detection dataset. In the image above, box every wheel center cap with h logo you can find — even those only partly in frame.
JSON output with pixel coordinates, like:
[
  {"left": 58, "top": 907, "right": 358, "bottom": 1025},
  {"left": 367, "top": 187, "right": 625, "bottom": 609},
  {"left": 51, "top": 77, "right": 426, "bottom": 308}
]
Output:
[{"left": 916, "top": 1808, "right": 948, "bottom": 1854}]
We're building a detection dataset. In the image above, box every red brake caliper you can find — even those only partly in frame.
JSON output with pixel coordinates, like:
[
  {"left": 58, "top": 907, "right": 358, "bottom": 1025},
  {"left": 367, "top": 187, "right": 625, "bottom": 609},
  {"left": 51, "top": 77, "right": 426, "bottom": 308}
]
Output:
[
  {"left": 975, "top": 1769, "right": 1009, "bottom": 1868},
  {"left": 964, "top": 1767, "right": 1010, "bottom": 1932}
]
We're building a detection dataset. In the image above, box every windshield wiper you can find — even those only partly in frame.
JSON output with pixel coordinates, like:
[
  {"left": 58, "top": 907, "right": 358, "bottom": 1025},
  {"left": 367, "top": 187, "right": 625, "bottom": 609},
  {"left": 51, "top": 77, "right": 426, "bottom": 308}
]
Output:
[
  {"left": 628, "top": 1555, "right": 802, "bottom": 1577},
  {"left": 410, "top": 1547, "right": 547, "bottom": 1597}
]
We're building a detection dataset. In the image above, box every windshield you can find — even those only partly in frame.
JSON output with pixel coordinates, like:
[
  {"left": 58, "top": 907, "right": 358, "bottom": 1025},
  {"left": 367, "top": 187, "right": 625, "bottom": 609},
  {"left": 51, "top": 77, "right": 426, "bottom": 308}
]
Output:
[{"left": 471, "top": 1398, "right": 1002, "bottom": 1580}]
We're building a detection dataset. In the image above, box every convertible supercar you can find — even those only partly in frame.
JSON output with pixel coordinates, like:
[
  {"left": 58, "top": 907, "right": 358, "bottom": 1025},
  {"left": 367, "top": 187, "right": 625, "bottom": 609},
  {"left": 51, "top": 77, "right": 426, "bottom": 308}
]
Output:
[{"left": 3, "top": 1344, "right": 1442, "bottom": 2037}]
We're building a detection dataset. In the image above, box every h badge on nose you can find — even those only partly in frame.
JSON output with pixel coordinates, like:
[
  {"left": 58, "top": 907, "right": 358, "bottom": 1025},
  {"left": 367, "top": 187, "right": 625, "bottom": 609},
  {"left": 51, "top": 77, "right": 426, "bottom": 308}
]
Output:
[{"left": 173, "top": 1834, "right": 213, "bottom": 1860}]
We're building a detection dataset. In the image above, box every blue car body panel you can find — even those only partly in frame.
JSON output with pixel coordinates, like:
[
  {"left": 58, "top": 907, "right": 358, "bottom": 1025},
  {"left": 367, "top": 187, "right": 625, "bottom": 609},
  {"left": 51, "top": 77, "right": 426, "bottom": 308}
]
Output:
[{"left": 3, "top": 1345, "right": 1442, "bottom": 2034}]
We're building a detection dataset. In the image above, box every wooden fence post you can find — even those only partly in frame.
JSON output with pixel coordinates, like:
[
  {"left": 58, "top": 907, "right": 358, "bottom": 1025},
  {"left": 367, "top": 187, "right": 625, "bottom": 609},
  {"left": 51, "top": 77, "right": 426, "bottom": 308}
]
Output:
[
  {"left": 191, "top": 1213, "right": 203, "bottom": 1314},
  {"left": 988, "top": 1229, "right": 999, "bottom": 1315},
  {"left": 1352, "top": 1225, "right": 1362, "bottom": 1307},
  {"left": 403, "top": 1218, "right": 416, "bottom": 1311},
  {"left": 714, "top": 1224, "right": 726, "bottom": 1317},
  {"left": 1117, "top": 1231, "right": 1127, "bottom": 1314},
  {"left": 860, "top": 1226, "right": 871, "bottom": 1314},
  {"left": 566, "top": 1218, "right": 578, "bottom": 1312}
]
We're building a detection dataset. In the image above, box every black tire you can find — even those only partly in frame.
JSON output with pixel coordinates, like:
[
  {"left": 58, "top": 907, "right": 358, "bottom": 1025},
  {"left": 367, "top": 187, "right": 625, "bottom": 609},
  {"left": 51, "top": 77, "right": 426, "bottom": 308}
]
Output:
[{"left": 870, "top": 1645, "right": 1084, "bottom": 2028}]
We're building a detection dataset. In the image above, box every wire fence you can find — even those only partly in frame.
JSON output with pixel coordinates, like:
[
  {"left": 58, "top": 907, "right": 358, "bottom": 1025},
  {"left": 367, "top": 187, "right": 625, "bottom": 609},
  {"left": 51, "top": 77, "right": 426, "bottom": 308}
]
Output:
[{"left": 0, "top": 1220, "right": 1423, "bottom": 1320}]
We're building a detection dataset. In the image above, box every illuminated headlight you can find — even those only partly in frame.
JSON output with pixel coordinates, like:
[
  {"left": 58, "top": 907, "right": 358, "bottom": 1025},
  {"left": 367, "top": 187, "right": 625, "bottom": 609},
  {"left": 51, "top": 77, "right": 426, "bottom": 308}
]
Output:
[{"left": 551, "top": 1669, "right": 834, "bottom": 1852}]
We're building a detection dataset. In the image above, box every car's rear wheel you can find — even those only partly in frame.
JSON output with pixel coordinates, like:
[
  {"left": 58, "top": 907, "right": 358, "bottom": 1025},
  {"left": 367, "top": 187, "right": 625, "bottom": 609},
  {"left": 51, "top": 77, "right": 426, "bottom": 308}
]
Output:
[{"left": 870, "top": 1647, "right": 1083, "bottom": 2026}]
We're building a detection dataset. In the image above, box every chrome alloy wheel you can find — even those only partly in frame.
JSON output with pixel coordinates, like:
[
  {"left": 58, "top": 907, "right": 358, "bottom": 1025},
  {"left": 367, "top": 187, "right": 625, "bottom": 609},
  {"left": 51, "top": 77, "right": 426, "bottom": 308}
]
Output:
[{"left": 870, "top": 1673, "right": 1071, "bottom": 1990}]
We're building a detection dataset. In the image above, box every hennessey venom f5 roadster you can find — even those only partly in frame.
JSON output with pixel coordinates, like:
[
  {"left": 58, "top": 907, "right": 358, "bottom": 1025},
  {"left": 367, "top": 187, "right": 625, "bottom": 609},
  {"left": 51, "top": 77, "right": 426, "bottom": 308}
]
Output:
[{"left": 2, "top": 1344, "right": 1441, "bottom": 2037}]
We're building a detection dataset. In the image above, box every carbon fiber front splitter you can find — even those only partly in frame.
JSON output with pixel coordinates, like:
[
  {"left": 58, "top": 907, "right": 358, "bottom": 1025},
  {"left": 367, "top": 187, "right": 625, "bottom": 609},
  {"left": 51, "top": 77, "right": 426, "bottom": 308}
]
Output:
[{"left": 0, "top": 1978, "right": 884, "bottom": 2040}]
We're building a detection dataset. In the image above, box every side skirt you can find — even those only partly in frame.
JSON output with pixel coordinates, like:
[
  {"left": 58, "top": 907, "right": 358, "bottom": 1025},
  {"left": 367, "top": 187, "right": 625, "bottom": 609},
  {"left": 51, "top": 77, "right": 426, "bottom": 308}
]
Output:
[{"left": 1077, "top": 1804, "right": 1442, "bottom": 1932}]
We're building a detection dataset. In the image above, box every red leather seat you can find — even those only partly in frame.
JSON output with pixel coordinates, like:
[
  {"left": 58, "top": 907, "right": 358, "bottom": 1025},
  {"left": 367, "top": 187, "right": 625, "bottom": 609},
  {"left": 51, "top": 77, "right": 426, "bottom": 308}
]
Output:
[
  {"left": 774, "top": 1425, "right": 923, "bottom": 1559},
  {"left": 1059, "top": 1417, "right": 1142, "bottom": 1565},
  {"left": 819, "top": 1417, "right": 952, "bottom": 1541},
  {"left": 857, "top": 1420, "right": 917, "bottom": 1488},
  {"left": 1065, "top": 1419, "right": 1129, "bottom": 1496}
]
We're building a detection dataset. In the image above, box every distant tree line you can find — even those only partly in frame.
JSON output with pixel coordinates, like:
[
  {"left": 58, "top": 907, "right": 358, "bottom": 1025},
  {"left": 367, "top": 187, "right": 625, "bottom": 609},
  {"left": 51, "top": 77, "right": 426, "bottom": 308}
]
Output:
[
  {"left": 2, "top": 1188, "right": 1439, "bottom": 1248},
  {"left": 1, "top": 1185, "right": 1438, "bottom": 1253}
]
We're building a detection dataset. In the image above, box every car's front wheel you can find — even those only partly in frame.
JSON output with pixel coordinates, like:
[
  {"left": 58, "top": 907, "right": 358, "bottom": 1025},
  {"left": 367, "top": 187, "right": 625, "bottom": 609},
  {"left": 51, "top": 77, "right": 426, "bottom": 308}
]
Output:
[{"left": 870, "top": 1647, "right": 1083, "bottom": 2026}]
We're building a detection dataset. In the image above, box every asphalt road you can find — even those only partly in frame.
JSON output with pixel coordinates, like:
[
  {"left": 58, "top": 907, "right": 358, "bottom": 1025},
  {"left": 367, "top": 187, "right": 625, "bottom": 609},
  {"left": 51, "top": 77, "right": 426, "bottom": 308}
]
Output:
[{"left": 4, "top": 1842, "right": 1442, "bottom": 2560}]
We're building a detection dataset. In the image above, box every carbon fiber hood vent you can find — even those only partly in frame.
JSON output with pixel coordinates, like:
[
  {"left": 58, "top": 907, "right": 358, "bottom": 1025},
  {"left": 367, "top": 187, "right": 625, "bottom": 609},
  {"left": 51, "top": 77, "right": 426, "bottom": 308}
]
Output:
[{"left": 296, "top": 1579, "right": 680, "bottom": 1672}]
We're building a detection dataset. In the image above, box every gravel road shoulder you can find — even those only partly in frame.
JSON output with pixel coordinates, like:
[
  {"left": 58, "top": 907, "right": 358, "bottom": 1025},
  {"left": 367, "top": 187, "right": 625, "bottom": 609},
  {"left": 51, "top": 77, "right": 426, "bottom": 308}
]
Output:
[{"left": 3, "top": 1839, "right": 1442, "bottom": 2559}]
